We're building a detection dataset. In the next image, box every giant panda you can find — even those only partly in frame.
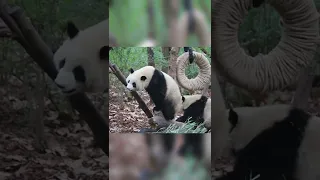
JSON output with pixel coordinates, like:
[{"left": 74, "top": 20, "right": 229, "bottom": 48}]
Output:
[
  {"left": 140, "top": 134, "right": 211, "bottom": 180},
  {"left": 216, "top": 104, "right": 320, "bottom": 180},
  {"left": 126, "top": 66, "right": 183, "bottom": 121},
  {"left": 176, "top": 94, "right": 211, "bottom": 131},
  {"left": 53, "top": 20, "right": 109, "bottom": 95}
]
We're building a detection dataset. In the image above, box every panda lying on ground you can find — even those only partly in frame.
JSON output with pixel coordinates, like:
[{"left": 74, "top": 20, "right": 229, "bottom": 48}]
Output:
[
  {"left": 126, "top": 66, "right": 183, "bottom": 121},
  {"left": 176, "top": 94, "right": 211, "bottom": 131},
  {"left": 216, "top": 104, "right": 320, "bottom": 180},
  {"left": 53, "top": 20, "right": 108, "bottom": 94}
]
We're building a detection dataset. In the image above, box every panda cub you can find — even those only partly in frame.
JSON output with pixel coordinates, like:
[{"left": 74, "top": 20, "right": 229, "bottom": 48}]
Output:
[
  {"left": 176, "top": 95, "right": 211, "bottom": 131},
  {"left": 53, "top": 20, "right": 109, "bottom": 95},
  {"left": 217, "top": 105, "right": 320, "bottom": 180},
  {"left": 126, "top": 66, "right": 182, "bottom": 121}
]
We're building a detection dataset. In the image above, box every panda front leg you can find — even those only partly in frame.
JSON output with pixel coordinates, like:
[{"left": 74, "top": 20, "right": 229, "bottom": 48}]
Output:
[
  {"left": 153, "top": 100, "right": 175, "bottom": 121},
  {"left": 175, "top": 115, "right": 187, "bottom": 123},
  {"left": 153, "top": 106, "right": 161, "bottom": 112}
]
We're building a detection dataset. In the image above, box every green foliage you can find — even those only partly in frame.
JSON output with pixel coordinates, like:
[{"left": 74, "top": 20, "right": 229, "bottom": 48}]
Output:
[
  {"left": 8, "top": 0, "right": 107, "bottom": 49},
  {"left": 152, "top": 155, "right": 209, "bottom": 180},
  {"left": 109, "top": 0, "right": 211, "bottom": 45},
  {"left": 238, "top": 4, "right": 282, "bottom": 56},
  {"left": 159, "top": 120, "right": 208, "bottom": 133},
  {"left": 157, "top": 117, "right": 208, "bottom": 133},
  {"left": 109, "top": 47, "right": 211, "bottom": 79}
]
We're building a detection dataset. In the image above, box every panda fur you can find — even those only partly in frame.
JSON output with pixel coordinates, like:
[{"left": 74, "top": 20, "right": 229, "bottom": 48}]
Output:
[
  {"left": 217, "top": 104, "right": 320, "bottom": 180},
  {"left": 137, "top": 39, "right": 157, "bottom": 47},
  {"left": 176, "top": 95, "right": 211, "bottom": 130},
  {"left": 53, "top": 20, "right": 109, "bottom": 95},
  {"left": 142, "top": 134, "right": 211, "bottom": 179},
  {"left": 126, "top": 66, "right": 182, "bottom": 121}
]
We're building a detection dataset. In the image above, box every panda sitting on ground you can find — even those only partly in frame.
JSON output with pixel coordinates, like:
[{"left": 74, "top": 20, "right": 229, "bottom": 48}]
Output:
[
  {"left": 53, "top": 20, "right": 109, "bottom": 95},
  {"left": 176, "top": 94, "right": 211, "bottom": 131},
  {"left": 126, "top": 66, "right": 183, "bottom": 121},
  {"left": 216, "top": 104, "right": 320, "bottom": 180}
]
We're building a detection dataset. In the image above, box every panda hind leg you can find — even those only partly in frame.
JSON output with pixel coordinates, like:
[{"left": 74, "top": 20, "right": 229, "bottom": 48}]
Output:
[{"left": 161, "top": 100, "right": 176, "bottom": 120}]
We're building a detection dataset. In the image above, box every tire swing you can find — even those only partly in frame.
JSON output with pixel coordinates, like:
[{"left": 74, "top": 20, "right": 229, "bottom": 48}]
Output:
[
  {"left": 174, "top": 9, "right": 211, "bottom": 46},
  {"left": 176, "top": 49, "right": 211, "bottom": 92},
  {"left": 212, "top": 0, "right": 320, "bottom": 93}
]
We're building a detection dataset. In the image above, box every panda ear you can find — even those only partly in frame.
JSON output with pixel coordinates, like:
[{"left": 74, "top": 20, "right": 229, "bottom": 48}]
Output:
[
  {"left": 141, "top": 76, "right": 147, "bottom": 81},
  {"left": 99, "top": 46, "right": 109, "bottom": 60},
  {"left": 67, "top": 21, "right": 79, "bottom": 39},
  {"left": 129, "top": 68, "right": 134, "bottom": 73}
]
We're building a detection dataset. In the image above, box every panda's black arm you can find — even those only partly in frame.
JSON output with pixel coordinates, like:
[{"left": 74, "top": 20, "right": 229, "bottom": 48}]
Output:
[{"left": 176, "top": 115, "right": 188, "bottom": 122}]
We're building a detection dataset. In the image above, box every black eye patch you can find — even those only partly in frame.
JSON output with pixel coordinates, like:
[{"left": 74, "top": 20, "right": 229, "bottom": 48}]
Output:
[
  {"left": 59, "top": 59, "right": 66, "bottom": 69},
  {"left": 141, "top": 76, "right": 147, "bottom": 81},
  {"left": 73, "top": 66, "right": 86, "bottom": 83},
  {"left": 132, "top": 82, "right": 136, "bottom": 88}
]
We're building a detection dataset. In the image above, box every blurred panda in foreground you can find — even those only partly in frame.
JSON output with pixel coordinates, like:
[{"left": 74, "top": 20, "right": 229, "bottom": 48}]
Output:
[{"left": 141, "top": 134, "right": 211, "bottom": 180}]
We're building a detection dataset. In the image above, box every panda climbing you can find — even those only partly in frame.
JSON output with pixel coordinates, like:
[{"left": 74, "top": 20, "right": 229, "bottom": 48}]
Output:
[
  {"left": 53, "top": 20, "right": 109, "bottom": 95},
  {"left": 126, "top": 66, "right": 183, "bottom": 121},
  {"left": 176, "top": 94, "right": 211, "bottom": 131},
  {"left": 216, "top": 105, "right": 320, "bottom": 180}
]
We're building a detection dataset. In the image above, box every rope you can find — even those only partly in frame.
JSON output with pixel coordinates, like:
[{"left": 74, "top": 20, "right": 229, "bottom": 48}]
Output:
[
  {"left": 174, "top": 9, "right": 211, "bottom": 46},
  {"left": 176, "top": 51, "right": 211, "bottom": 91},
  {"left": 212, "top": 0, "right": 320, "bottom": 93}
]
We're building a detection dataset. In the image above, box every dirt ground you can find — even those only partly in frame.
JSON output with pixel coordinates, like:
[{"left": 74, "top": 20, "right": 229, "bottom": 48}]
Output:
[
  {"left": 109, "top": 77, "right": 154, "bottom": 133},
  {"left": 0, "top": 80, "right": 108, "bottom": 180}
]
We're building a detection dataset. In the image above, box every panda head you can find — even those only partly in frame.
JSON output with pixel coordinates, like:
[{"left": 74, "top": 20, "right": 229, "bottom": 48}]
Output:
[
  {"left": 53, "top": 21, "right": 109, "bottom": 95},
  {"left": 126, "top": 66, "right": 155, "bottom": 91},
  {"left": 181, "top": 94, "right": 204, "bottom": 110}
]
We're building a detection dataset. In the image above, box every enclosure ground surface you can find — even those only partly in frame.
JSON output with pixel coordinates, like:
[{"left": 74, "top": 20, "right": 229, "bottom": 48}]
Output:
[
  {"left": 0, "top": 83, "right": 108, "bottom": 180},
  {"left": 109, "top": 79, "right": 154, "bottom": 133}
]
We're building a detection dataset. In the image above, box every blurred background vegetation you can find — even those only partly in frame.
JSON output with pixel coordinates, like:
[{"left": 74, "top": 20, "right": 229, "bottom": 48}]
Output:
[
  {"left": 109, "top": 47, "right": 211, "bottom": 79},
  {"left": 7, "top": 0, "right": 107, "bottom": 49},
  {"left": 109, "top": 0, "right": 211, "bottom": 46}
]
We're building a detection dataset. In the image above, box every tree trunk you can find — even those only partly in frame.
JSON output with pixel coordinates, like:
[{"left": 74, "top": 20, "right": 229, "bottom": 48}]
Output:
[
  {"left": 168, "top": 47, "right": 180, "bottom": 80},
  {"left": 161, "top": 47, "right": 170, "bottom": 73},
  {"left": 147, "top": 0, "right": 155, "bottom": 39},
  {"left": 147, "top": 47, "right": 155, "bottom": 67},
  {"left": 164, "top": 0, "right": 179, "bottom": 46}
]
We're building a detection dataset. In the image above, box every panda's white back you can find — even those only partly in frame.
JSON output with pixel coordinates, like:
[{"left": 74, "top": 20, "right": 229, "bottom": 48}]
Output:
[
  {"left": 203, "top": 98, "right": 211, "bottom": 128},
  {"left": 229, "top": 105, "right": 320, "bottom": 180},
  {"left": 230, "top": 104, "right": 290, "bottom": 151},
  {"left": 162, "top": 71, "right": 183, "bottom": 112},
  {"left": 182, "top": 95, "right": 202, "bottom": 110}
]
